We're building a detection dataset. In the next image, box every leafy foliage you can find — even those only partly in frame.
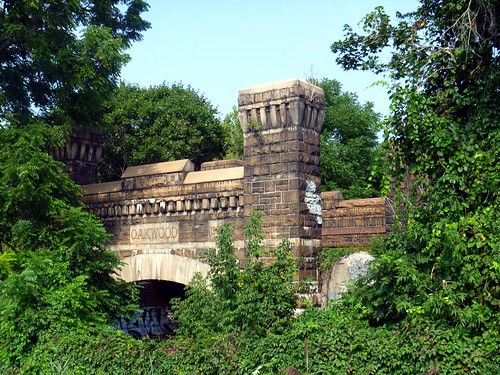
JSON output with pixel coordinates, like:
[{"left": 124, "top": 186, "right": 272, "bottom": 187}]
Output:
[
  {"left": 99, "top": 82, "right": 226, "bottom": 180},
  {"left": 173, "top": 212, "right": 297, "bottom": 339},
  {"left": 0, "top": 0, "right": 150, "bottom": 128},
  {"left": 315, "top": 78, "right": 381, "bottom": 199},
  {"left": 17, "top": 327, "right": 176, "bottom": 375},
  {"left": 0, "top": 123, "right": 138, "bottom": 370},
  {"left": 0, "top": 1, "right": 149, "bottom": 371},
  {"left": 221, "top": 106, "right": 244, "bottom": 160},
  {"left": 332, "top": 1, "right": 500, "bottom": 331},
  {"left": 12, "top": 292, "right": 500, "bottom": 374},
  {"left": 6, "top": 208, "right": 500, "bottom": 374}
]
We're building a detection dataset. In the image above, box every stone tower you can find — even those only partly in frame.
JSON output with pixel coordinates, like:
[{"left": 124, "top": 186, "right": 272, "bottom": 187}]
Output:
[{"left": 238, "top": 79, "right": 324, "bottom": 279}]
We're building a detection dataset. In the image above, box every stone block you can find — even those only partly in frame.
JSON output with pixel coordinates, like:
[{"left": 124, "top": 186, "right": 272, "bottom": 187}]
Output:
[
  {"left": 167, "top": 201, "right": 175, "bottom": 212},
  {"left": 229, "top": 196, "right": 237, "bottom": 208},
  {"left": 264, "top": 180, "right": 276, "bottom": 193},
  {"left": 210, "top": 198, "right": 218, "bottom": 210},
  {"left": 176, "top": 201, "right": 184, "bottom": 212},
  {"left": 280, "top": 151, "right": 301, "bottom": 163},
  {"left": 129, "top": 204, "right": 136, "bottom": 215},
  {"left": 270, "top": 164, "right": 288, "bottom": 174},
  {"left": 220, "top": 197, "right": 228, "bottom": 209},
  {"left": 201, "top": 159, "right": 244, "bottom": 170},
  {"left": 202, "top": 198, "right": 210, "bottom": 210},
  {"left": 121, "top": 159, "right": 194, "bottom": 179},
  {"left": 282, "top": 190, "right": 300, "bottom": 203}
]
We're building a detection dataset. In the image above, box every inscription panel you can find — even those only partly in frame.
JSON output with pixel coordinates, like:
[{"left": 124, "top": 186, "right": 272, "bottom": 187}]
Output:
[{"left": 130, "top": 223, "right": 179, "bottom": 244}]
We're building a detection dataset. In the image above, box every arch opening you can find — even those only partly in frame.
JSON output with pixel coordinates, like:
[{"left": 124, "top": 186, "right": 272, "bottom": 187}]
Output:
[
  {"left": 115, "top": 253, "right": 209, "bottom": 338},
  {"left": 137, "top": 280, "right": 186, "bottom": 309},
  {"left": 116, "top": 280, "right": 186, "bottom": 339},
  {"left": 118, "top": 253, "right": 210, "bottom": 286}
]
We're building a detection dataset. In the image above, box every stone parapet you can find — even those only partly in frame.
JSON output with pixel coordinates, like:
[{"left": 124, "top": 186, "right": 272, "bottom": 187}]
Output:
[
  {"left": 321, "top": 195, "right": 391, "bottom": 248},
  {"left": 50, "top": 126, "right": 103, "bottom": 185},
  {"left": 201, "top": 159, "right": 244, "bottom": 170},
  {"left": 82, "top": 159, "right": 246, "bottom": 261},
  {"left": 83, "top": 163, "right": 245, "bottom": 220}
]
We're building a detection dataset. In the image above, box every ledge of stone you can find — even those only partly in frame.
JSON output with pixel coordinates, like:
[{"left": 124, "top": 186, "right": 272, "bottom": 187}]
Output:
[
  {"left": 83, "top": 181, "right": 121, "bottom": 195},
  {"left": 238, "top": 78, "right": 324, "bottom": 106},
  {"left": 201, "top": 159, "right": 244, "bottom": 171},
  {"left": 238, "top": 78, "right": 322, "bottom": 96},
  {"left": 121, "top": 159, "right": 195, "bottom": 179},
  {"left": 321, "top": 191, "right": 344, "bottom": 209},
  {"left": 183, "top": 167, "right": 244, "bottom": 184}
]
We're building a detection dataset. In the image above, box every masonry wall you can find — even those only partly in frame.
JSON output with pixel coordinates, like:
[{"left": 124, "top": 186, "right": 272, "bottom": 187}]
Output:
[
  {"left": 82, "top": 159, "right": 247, "bottom": 283},
  {"left": 321, "top": 191, "right": 394, "bottom": 248},
  {"left": 79, "top": 79, "right": 395, "bottom": 287}
]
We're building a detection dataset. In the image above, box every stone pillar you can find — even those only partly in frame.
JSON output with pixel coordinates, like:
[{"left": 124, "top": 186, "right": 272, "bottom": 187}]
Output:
[
  {"left": 50, "top": 126, "right": 103, "bottom": 185},
  {"left": 238, "top": 79, "right": 324, "bottom": 280}
]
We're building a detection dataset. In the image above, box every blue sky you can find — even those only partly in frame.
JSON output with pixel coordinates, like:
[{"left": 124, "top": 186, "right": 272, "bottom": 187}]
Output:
[{"left": 121, "top": 0, "right": 418, "bottom": 119}]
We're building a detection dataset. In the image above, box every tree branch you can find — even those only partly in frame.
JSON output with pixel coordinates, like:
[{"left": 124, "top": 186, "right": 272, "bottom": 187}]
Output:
[{"left": 0, "top": 37, "right": 19, "bottom": 54}]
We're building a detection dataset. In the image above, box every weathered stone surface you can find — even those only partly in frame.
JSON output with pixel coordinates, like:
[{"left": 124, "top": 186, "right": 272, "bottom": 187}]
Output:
[
  {"left": 320, "top": 252, "right": 375, "bottom": 304},
  {"left": 50, "top": 126, "right": 103, "bottom": 185},
  {"left": 83, "top": 181, "right": 121, "bottom": 195},
  {"left": 129, "top": 223, "right": 179, "bottom": 244},
  {"left": 183, "top": 167, "right": 244, "bottom": 184},
  {"left": 321, "top": 196, "right": 388, "bottom": 248},
  {"left": 119, "top": 253, "right": 210, "bottom": 285}
]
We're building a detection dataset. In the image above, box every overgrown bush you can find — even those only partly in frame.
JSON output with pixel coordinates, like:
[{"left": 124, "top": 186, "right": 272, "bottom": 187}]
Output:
[{"left": 6, "top": 210, "right": 500, "bottom": 374}]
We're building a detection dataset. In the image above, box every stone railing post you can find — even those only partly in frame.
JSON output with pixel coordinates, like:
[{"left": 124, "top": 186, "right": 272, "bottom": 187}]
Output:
[{"left": 238, "top": 79, "right": 324, "bottom": 280}]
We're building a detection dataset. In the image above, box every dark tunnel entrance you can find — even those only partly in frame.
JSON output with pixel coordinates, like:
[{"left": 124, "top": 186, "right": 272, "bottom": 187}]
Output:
[
  {"left": 116, "top": 280, "right": 186, "bottom": 339},
  {"left": 138, "top": 280, "right": 186, "bottom": 309}
]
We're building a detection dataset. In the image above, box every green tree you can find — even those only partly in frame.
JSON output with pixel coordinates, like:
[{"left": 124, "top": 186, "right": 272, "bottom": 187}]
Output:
[
  {"left": 100, "top": 82, "right": 226, "bottom": 181},
  {"left": 221, "top": 105, "right": 244, "bottom": 160},
  {"left": 0, "top": 0, "right": 150, "bottom": 128},
  {"left": 0, "top": 1, "right": 149, "bottom": 369},
  {"left": 332, "top": 1, "right": 500, "bottom": 331},
  {"left": 0, "top": 124, "right": 138, "bottom": 369},
  {"left": 316, "top": 78, "right": 381, "bottom": 198},
  {"left": 170, "top": 212, "right": 298, "bottom": 373}
]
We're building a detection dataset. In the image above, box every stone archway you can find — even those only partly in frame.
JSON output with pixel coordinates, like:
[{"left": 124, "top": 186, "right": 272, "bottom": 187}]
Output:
[
  {"left": 115, "top": 253, "right": 210, "bottom": 338},
  {"left": 118, "top": 252, "right": 210, "bottom": 285}
]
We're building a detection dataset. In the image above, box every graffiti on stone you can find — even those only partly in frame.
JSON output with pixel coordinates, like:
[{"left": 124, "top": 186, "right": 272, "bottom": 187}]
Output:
[
  {"left": 115, "top": 307, "right": 179, "bottom": 338},
  {"left": 305, "top": 180, "right": 323, "bottom": 225}
]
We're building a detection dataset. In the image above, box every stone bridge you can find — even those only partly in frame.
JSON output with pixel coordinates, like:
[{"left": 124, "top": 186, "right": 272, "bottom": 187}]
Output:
[{"left": 71, "top": 79, "right": 393, "bottom": 307}]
